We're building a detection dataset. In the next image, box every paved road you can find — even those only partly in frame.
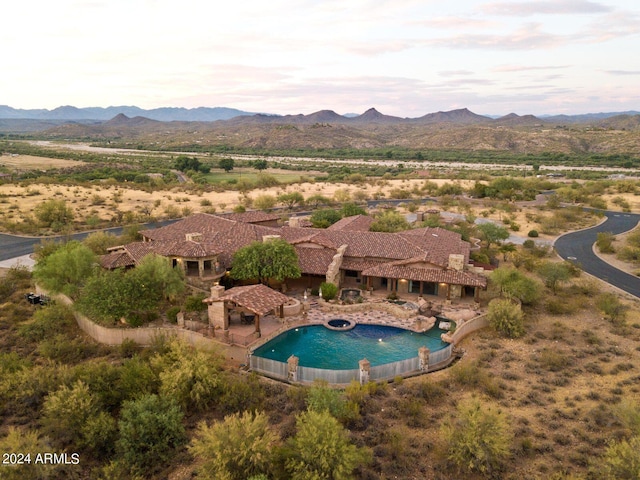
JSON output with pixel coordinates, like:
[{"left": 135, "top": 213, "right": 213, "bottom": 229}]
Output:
[
  {"left": 554, "top": 211, "right": 640, "bottom": 298},
  {"left": 0, "top": 220, "right": 177, "bottom": 262}
]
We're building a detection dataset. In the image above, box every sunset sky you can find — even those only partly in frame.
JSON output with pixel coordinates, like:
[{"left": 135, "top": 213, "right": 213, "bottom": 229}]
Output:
[{"left": 3, "top": 0, "right": 639, "bottom": 116}]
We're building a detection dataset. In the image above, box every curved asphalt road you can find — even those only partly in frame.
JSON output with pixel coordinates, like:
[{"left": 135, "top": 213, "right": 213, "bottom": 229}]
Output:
[
  {"left": 0, "top": 220, "right": 178, "bottom": 262},
  {"left": 554, "top": 211, "right": 640, "bottom": 298}
]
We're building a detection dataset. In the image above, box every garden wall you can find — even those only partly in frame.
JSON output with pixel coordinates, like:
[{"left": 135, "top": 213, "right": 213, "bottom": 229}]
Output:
[{"left": 47, "top": 291, "right": 220, "bottom": 352}]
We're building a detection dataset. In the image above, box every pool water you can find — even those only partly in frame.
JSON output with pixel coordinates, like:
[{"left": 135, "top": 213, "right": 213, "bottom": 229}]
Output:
[{"left": 252, "top": 323, "right": 449, "bottom": 370}]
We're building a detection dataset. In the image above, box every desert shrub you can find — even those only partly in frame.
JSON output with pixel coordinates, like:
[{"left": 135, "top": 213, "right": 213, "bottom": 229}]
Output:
[
  {"left": 19, "top": 303, "right": 75, "bottom": 342},
  {"left": 151, "top": 339, "right": 224, "bottom": 411},
  {"left": 490, "top": 267, "right": 541, "bottom": 305},
  {"left": 596, "top": 232, "right": 616, "bottom": 253},
  {"left": 116, "top": 394, "right": 186, "bottom": 475},
  {"left": 184, "top": 294, "right": 208, "bottom": 312},
  {"left": 537, "top": 349, "right": 566, "bottom": 372},
  {"left": 487, "top": 298, "right": 525, "bottom": 338},
  {"left": 219, "top": 373, "right": 265, "bottom": 415},
  {"left": 319, "top": 282, "right": 338, "bottom": 301},
  {"left": 190, "top": 411, "right": 279, "bottom": 480},
  {"left": 284, "top": 410, "right": 370, "bottom": 480},
  {"left": 600, "top": 435, "right": 640, "bottom": 479},
  {"left": 41, "top": 380, "right": 99, "bottom": 448},
  {"left": 253, "top": 194, "right": 277, "bottom": 211},
  {"left": 617, "top": 245, "right": 640, "bottom": 264},
  {"left": 166, "top": 305, "right": 181, "bottom": 323},
  {"left": 527, "top": 229, "right": 539, "bottom": 237},
  {"left": 595, "top": 293, "right": 627, "bottom": 324},
  {"left": 0, "top": 427, "right": 57, "bottom": 479},
  {"left": 441, "top": 398, "right": 512, "bottom": 476},
  {"left": 545, "top": 297, "right": 579, "bottom": 315}
]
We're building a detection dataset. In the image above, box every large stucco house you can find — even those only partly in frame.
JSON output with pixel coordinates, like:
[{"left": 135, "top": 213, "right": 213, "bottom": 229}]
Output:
[{"left": 100, "top": 211, "right": 487, "bottom": 301}]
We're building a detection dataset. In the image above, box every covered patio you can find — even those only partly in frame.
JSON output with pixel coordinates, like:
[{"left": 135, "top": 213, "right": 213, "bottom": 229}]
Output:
[
  {"left": 360, "top": 264, "right": 488, "bottom": 303},
  {"left": 204, "top": 284, "right": 291, "bottom": 338}
]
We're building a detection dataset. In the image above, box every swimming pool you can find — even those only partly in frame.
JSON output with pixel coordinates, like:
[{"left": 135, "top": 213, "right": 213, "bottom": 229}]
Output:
[{"left": 251, "top": 323, "right": 449, "bottom": 370}]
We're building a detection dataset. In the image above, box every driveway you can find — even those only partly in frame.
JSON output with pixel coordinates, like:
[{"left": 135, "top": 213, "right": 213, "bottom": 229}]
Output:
[{"left": 554, "top": 211, "right": 640, "bottom": 298}]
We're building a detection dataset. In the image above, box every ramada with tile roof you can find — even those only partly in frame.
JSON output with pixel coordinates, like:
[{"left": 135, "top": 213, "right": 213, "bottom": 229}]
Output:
[{"left": 100, "top": 212, "right": 488, "bottom": 301}]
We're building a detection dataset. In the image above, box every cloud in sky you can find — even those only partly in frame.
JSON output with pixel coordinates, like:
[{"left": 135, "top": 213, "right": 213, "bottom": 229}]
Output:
[
  {"left": 1, "top": 0, "right": 639, "bottom": 115},
  {"left": 481, "top": 0, "right": 613, "bottom": 16}
]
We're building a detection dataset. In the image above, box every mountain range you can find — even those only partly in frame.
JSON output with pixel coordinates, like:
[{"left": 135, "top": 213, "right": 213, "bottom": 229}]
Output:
[{"left": 0, "top": 104, "right": 638, "bottom": 125}]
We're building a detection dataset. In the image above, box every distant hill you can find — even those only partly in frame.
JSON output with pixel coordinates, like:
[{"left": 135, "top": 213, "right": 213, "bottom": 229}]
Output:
[
  {"left": 542, "top": 111, "right": 640, "bottom": 123},
  {"left": 0, "top": 105, "right": 255, "bottom": 122},
  {"left": 493, "top": 113, "right": 545, "bottom": 126},
  {"left": 413, "top": 108, "right": 492, "bottom": 125}
]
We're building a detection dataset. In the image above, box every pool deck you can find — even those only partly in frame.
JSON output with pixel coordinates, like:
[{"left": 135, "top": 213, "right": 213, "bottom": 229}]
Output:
[{"left": 225, "top": 290, "right": 484, "bottom": 353}]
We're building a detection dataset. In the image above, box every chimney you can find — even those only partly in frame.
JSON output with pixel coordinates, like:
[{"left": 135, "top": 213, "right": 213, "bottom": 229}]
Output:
[
  {"left": 210, "top": 285, "right": 225, "bottom": 299},
  {"left": 262, "top": 234, "right": 281, "bottom": 242},
  {"left": 186, "top": 232, "right": 203, "bottom": 242},
  {"left": 448, "top": 254, "right": 464, "bottom": 271}
]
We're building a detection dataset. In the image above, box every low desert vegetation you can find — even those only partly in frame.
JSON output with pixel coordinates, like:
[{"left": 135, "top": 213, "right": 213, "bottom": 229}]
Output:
[{"left": 1, "top": 139, "right": 640, "bottom": 478}]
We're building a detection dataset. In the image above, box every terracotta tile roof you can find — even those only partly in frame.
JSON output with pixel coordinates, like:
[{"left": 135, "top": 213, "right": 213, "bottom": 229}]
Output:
[
  {"left": 132, "top": 215, "right": 475, "bottom": 284},
  {"left": 219, "top": 211, "right": 281, "bottom": 224},
  {"left": 361, "top": 263, "right": 487, "bottom": 288},
  {"left": 215, "top": 284, "right": 291, "bottom": 316},
  {"left": 327, "top": 215, "right": 373, "bottom": 232},
  {"left": 99, "top": 250, "right": 135, "bottom": 269},
  {"left": 295, "top": 246, "right": 336, "bottom": 275},
  {"left": 340, "top": 258, "right": 386, "bottom": 272}
]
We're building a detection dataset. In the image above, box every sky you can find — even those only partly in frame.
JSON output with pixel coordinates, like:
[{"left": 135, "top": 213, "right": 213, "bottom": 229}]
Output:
[{"left": 3, "top": 0, "right": 639, "bottom": 117}]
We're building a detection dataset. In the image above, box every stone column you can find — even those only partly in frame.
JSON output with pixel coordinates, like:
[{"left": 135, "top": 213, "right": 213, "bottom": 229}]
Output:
[
  {"left": 198, "top": 259, "right": 204, "bottom": 278},
  {"left": 287, "top": 355, "right": 299, "bottom": 382},
  {"left": 419, "top": 346, "right": 430, "bottom": 371},
  {"left": 359, "top": 358, "right": 371, "bottom": 385}
]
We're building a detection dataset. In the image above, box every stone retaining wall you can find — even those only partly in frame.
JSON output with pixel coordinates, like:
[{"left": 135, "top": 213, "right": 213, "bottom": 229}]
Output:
[{"left": 316, "top": 299, "right": 416, "bottom": 319}]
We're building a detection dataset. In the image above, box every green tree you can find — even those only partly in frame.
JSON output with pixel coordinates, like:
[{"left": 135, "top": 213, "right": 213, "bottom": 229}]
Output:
[
  {"left": 476, "top": 222, "right": 510, "bottom": 249},
  {"left": 78, "top": 254, "right": 183, "bottom": 325},
  {"left": 77, "top": 269, "right": 138, "bottom": 325},
  {"left": 284, "top": 410, "right": 370, "bottom": 480},
  {"left": 489, "top": 267, "right": 541, "bottom": 305},
  {"left": 33, "top": 241, "right": 96, "bottom": 297},
  {"left": 253, "top": 159, "right": 268, "bottom": 171},
  {"left": 537, "top": 261, "right": 572, "bottom": 294},
  {"left": 116, "top": 394, "right": 186, "bottom": 475},
  {"left": 219, "top": 157, "right": 235, "bottom": 172},
  {"left": 190, "top": 411, "right": 279, "bottom": 480},
  {"left": 370, "top": 211, "right": 410, "bottom": 232},
  {"left": 130, "top": 254, "right": 185, "bottom": 301},
  {"left": 278, "top": 192, "right": 305, "bottom": 210},
  {"left": 306, "top": 194, "right": 332, "bottom": 209},
  {"left": 34, "top": 199, "right": 74, "bottom": 231},
  {"left": 83, "top": 231, "right": 122, "bottom": 255},
  {"left": 231, "top": 239, "right": 301, "bottom": 284},
  {"left": 340, "top": 202, "right": 367, "bottom": 217},
  {"left": 310, "top": 209, "right": 342, "bottom": 228},
  {"left": 487, "top": 298, "right": 525, "bottom": 338},
  {"left": 441, "top": 398, "right": 512, "bottom": 476},
  {"left": 175, "top": 155, "right": 201, "bottom": 172}
]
